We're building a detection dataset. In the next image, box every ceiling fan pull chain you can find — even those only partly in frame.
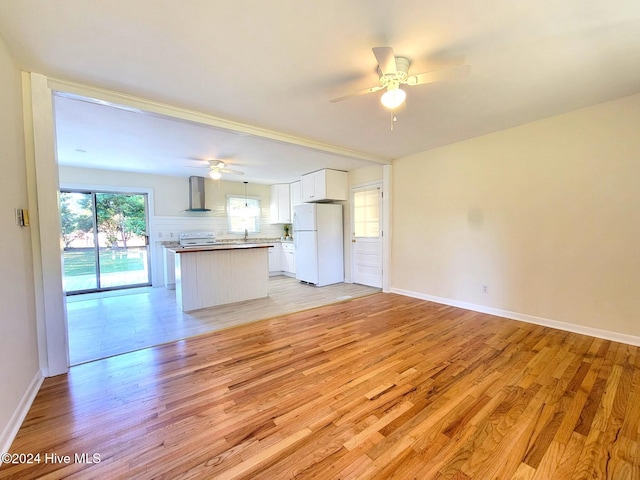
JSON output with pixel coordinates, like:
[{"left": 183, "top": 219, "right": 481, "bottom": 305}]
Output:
[{"left": 390, "top": 110, "right": 399, "bottom": 132}]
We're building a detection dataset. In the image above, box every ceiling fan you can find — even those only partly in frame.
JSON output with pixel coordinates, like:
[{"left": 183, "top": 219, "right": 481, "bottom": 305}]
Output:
[
  {"left": 330, "top": 46, "right": 470, "bottom": 109},
  {"left": 209, "top": 160, "right": 244, "bottom": 180},
  {"left": 205, "top": 160, "right": 245, "bottom": 180}
]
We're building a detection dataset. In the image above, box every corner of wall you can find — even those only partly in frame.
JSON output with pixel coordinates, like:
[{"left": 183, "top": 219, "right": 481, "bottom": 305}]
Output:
[{"left": 0, "top": 370, "right": 43, "bottom": 454}]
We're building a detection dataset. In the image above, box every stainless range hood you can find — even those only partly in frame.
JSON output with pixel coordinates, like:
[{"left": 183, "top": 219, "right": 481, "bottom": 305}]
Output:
[{"left": 187, "top": 176, "right": 211, "bottom": 211}]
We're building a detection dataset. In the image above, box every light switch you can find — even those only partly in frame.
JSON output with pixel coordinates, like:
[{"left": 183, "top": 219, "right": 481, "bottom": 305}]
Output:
[{"left": 15, "top": 208, "right": 30, "bottom": 227}]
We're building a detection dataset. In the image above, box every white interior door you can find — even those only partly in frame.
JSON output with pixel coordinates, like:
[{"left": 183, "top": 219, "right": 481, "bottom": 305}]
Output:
[{"left": 351, "top": 184, "right": 382, "bottom": 288}]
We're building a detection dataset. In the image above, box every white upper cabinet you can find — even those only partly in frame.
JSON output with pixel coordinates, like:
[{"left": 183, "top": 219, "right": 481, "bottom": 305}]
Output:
[
  {"left": 300, "top": 169, "right": 348, "bottom": 202},
  {"left": 270, "top": 183, "right": 291, "bottom": 224}
]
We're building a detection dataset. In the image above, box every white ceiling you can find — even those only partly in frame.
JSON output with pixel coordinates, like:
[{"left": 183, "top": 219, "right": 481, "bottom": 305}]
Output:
[
  {"left": 1, "top": 1, "right": 639, "bottom": 184},
  {"left": 51, "top": 94, "right": 380, "bottom": 184}
]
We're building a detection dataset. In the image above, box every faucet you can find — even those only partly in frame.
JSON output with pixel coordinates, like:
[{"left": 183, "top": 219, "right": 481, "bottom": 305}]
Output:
[{"left": 244, "top": 228, "right": 248, "bottom": 242}]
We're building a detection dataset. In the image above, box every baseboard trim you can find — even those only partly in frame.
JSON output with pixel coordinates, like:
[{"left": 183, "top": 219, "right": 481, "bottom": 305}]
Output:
[
  {"left": 0, "top": 370, "right": 44, "bottom": 454},
  {"left": 391, "top": 288, "right": 640, "bottom": 347}
]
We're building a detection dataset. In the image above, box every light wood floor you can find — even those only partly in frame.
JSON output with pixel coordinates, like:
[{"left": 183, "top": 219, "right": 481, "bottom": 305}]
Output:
[
  {"left": 67, "top": 276, "right": 380, "bottom": 365},
  {"left": 5, "top": 293, "right": 640, "bottom": 479}
]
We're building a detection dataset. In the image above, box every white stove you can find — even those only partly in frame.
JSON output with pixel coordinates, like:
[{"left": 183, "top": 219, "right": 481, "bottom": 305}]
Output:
[{"left": 179, "top": 232, "right": 217, "bottom": 248}]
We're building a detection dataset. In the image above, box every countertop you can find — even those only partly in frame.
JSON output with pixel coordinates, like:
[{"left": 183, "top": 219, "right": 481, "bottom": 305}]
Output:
[
  {"left": 167, "top": 243, "right": 275, "bottom": 254},
  {"left": 162, "top": 237, "right": 292, "bottom": 245}
]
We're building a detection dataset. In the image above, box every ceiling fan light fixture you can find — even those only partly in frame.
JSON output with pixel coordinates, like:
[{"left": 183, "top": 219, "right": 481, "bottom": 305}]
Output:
[
  {"left": 381, "top": 87, "right": 406, "bottom": 109},
  {"left": 209, "top": 169, "right": 222, "bottom": 180}
]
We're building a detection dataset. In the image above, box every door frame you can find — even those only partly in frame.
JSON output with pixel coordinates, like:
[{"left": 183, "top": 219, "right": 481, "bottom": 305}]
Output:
[
  {"left": 60, "top": 187, "right": 153, "bottom": 294},
  {"left": 26, "top": 72, "right": 392, "bottom": 377},
  {"left": 350, "top": 180, "right": 384, "bottom": 288},
  {"left": 61, "top": 182, "right": 156, "bottom": 278}
]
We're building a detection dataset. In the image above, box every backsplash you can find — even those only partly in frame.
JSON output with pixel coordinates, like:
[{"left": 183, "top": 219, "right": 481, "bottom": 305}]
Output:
[{"left": 153, "top": 214, "right": 286, "bottom": 242}]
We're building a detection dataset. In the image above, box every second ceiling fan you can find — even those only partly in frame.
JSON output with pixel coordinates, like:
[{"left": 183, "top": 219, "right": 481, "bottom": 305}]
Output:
[
  {"left": 207, "top": 160, "right": 244, "bottom": 180},
  {"left": 330, "top": 46, "right": 470, "bottom": 110}
]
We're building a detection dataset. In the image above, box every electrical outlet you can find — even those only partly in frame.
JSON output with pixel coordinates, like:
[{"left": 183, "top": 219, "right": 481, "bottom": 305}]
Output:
[{"left": 482, "top": 285, "right": 489, "bottom": 294}]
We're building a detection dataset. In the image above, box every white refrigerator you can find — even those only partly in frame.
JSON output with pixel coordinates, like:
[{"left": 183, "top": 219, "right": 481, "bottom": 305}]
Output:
[{"left": 293, "top": 203, "right": 344, "bottom": 286}]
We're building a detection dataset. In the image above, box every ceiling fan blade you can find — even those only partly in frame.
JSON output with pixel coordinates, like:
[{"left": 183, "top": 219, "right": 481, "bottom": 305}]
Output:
[
  {"left": 372, "top": 47, "right": 397, "bottom": 76},
  {"left": 406, "top": 64, "right": 471, "bottom": 86},
  {"left": 330, "top": 85, "right": 384, "bottom": 103},
  {"left": 184, "top": 157, "right": 211, "bottom": 167},
  {"left": 220, "top": 169, "right": 244, "bottom": 176},
  {"left": 208, "top": 160, "right": 226, "bottom": 169}
]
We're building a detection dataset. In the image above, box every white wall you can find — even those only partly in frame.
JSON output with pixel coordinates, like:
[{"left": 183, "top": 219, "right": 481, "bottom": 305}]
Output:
[
  {"left": 60, "top": 166, "right": 185, "bottom": 217},
  {"left": 392, "top": 93, "right": 640, "bottom": 340},
  {"left": 0, "top": 37, "right": 41, "bottom": 452},
  {"left": 348, "top": 165, "right": 383, "bottom": 187}
]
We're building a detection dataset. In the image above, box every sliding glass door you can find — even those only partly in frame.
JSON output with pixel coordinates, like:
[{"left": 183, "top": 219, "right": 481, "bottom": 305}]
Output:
[{"left": 61, "top": 190, "right": 151, "bottom": 294}]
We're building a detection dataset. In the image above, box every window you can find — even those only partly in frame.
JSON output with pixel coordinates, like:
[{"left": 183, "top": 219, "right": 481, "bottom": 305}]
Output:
[
  {"left": 227, "top": 195, "right": 261, "bottom": 234},
  {"left": 353, "top": 188, "right": 380, "bottom": 238}
]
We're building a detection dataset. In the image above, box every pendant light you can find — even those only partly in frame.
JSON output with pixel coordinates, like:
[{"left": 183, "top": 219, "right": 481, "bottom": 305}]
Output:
[{"left": 241, "top": 181, "right": 257, "bottom": 220}]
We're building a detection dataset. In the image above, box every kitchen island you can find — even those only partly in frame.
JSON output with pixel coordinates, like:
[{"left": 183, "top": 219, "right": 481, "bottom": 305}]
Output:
[{"left": 170, "top": 243, "right": 273, "bottom": 312}]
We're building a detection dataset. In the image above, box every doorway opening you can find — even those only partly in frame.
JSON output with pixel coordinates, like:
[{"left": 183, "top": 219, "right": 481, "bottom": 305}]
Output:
[{"left": 60, "top": 190, "right": 151, "bottom": 294}]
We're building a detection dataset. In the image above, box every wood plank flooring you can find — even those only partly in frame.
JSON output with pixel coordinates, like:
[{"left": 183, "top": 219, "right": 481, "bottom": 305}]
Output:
[
  {"left": 67, "top": 276, "right": 380, "bottom": 365},
  {"left": 3, "top": 293, "right": 640, "bottom": 479}
]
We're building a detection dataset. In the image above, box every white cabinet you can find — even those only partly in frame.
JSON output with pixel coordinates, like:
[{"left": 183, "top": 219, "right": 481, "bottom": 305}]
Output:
[
  {"left": 162, "top": 246, "right": 176, "bottom": 290},
  {"left": 270, "top": 184, "right": 291, "bottom": 223},
  {"left": 301, "top": 171, "right": 321, "bottom": 202},
  {"left": 290, "top": 181, "right": 301, "bottom": 220},
  {"left": 269, "top": 242, "right": 295, "bottom": 277},
  {"left": 268, "top": 243, "right": 282, "bottom": 274},
  {"left": 281, "top": 242, "right": 295, "bottom": 275},
  {"left": 301, "top": 169, "right": 348, "bottom": 202}
]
